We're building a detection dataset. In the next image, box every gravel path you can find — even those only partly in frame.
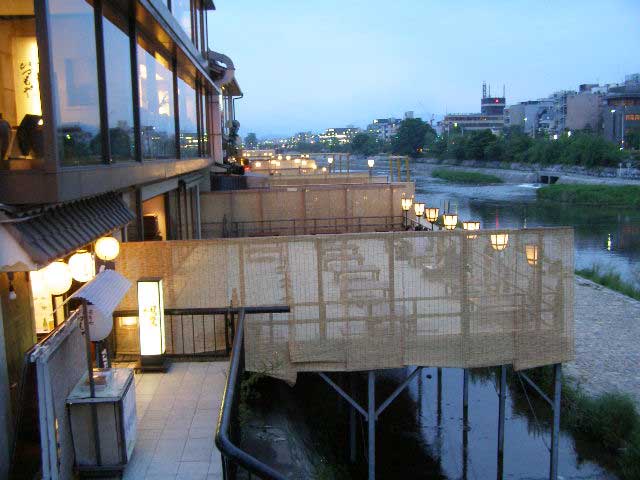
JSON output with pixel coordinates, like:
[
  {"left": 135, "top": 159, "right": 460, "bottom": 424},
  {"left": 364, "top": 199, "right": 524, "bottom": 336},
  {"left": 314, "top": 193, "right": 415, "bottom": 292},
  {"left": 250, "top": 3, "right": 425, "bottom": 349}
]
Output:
[{"left": 565, "top": 276, "right": 640, "bottom": 406}]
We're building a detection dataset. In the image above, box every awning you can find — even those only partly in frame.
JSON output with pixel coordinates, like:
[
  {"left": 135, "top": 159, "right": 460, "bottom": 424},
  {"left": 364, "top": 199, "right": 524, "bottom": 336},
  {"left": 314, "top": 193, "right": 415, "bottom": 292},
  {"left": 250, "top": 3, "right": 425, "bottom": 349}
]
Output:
[{"left": 1, "top": 193, "right": 134, "bottom": 270}]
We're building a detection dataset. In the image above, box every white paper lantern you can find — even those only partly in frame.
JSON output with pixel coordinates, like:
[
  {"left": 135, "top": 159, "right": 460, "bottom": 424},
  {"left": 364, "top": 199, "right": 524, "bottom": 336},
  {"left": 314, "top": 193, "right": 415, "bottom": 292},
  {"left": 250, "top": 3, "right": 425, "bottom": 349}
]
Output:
[
  {"left": 68, "top": 250, "right": 95, "bottom": 282},
  {"left": 95, "top": 236, "right": 120, "bottom": 261},
  {"left": 43, "top": 261, "right": 72, "bottom": 296}
]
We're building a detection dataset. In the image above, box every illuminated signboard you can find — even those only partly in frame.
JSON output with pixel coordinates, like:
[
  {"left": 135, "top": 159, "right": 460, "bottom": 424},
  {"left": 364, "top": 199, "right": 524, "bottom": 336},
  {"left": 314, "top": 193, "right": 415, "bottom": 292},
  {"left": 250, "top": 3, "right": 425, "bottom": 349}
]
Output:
[
  {"left": 624, "top": 114, "right": 640, "bottom": 122},
  {"left": 137, "top": 278, "right": 165, "bottom": 356}
]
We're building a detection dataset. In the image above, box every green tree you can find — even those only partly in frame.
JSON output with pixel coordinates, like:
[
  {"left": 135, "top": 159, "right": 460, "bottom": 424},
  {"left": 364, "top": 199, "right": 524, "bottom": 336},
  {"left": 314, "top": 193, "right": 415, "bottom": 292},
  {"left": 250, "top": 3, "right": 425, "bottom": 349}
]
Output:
[
  {"left": 244, "top": 132, "right": 258, "bottom": 149},
  {"left": 391, "top": 118, "right": 434, "bottom": 157},
  {"left": 350, "top": 132, "right": 379, "bottom": 156}
]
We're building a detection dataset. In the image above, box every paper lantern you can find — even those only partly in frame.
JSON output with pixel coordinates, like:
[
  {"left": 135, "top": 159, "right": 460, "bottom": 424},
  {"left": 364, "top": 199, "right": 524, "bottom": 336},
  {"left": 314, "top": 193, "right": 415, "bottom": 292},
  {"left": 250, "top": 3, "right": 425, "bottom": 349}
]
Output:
[
  {"left": 491, "top": 234, "right": 509, "bottom": 251},
  {"left": 443, "top": 213, "right": 458, "bottom": 230},
  {"left": 68, "top": 250, "right": 95, "bottom": 282},
  {"left": 425, "top": 207, "right": 439, "bottom": 223},
  {"left": 95, "top": 236, "right": 120, "bottom": 261},
  {"left": 525, "top": 244, "right": 539, "bottom": 266},
  {"left": 43, "top": 261, "right": 72, "bottom": 296},
  {"left": 413, "top": 202, "right": 425, "bottom": 218}
]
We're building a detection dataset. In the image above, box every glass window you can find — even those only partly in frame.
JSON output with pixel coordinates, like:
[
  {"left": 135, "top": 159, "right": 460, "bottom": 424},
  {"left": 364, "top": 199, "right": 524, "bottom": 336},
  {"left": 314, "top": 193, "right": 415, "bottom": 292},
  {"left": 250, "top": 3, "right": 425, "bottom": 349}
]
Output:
[
  {"left": 103, "top": 6, "right": 135, "bottom": 161},
  {"left": 137, "top": 38, "right": 176, "bottom": 159},
  {"left": 178, "top": 73, "right": 198, "bottom": 158},
  {"left": 48, "top": 0, "right": 101, "bottom": 166},
  {"left": 0, "top": 2, "right": 44, "bottom": 169},
  {"left": 172, "top": 0, "right": 192, "bottom": 41}
]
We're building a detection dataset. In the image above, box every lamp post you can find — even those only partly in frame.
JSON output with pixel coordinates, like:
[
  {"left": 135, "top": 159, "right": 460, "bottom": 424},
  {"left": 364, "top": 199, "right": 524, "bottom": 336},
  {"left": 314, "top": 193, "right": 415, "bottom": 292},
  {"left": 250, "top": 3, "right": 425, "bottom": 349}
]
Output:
[
  {"left": 442, "top": 213, "right": 458, "bottom": 230},
  {"left": 490, "top": 233, "right": 509, "bottom": 251},
  {"left": 401, "top": 193, "right": 413, "bottom": 229},
  {"left": 462, "top": 221, "right": 480, "bottom": 239},
  {"left": 327, "top": 156, "right": 334, "bottom": 173},
  {"left": 367, "top": 158, "right": 375, "bottom": 180},
  {"left": 424, "top": 207, "right": 439, "bottom": 230},
  {"left": 413, "top": 202, "right": 425, "bottom": 229}
]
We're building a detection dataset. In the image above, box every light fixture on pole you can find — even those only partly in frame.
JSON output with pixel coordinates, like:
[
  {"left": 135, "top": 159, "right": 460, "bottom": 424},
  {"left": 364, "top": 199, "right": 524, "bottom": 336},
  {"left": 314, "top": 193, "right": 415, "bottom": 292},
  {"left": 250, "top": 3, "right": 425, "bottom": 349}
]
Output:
[
  {"left": 525, "top": 244, "right": 539, "bottom": 266},
  {"left": 367, "top": 158, "right": 375, "bottom": 179},
  {"left": 490, "top": 233, "right": 509, "bottom": 251},
  {"left": 401, "top": 193, "right": 413, "bottom": 228},
  {"left": 462, "top": 221, "right": 480, "bottom": 239},
  {"left": 137, "top": 278, "right": 167, "bottom": 371},
  {"left": 327, "top": 156, "right": 334, "bottom": 173},
  {"left": 424, "top": 207, "right": 439, "bottom": 230},
  {"left": 442, "top": 213, "right": 458, "bottom": 230}
]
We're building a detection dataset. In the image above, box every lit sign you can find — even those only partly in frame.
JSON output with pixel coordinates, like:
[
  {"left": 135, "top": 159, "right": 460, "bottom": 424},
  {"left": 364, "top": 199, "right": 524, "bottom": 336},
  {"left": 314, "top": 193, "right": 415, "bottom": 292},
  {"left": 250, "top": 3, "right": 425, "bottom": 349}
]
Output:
[
  {"left": 137, "top": 278, "right": 165, "bottom": 356},
  {"left": 625, "top": 114, "right": 640, "bottom": 122},
  {"left": 12, "top": 36, "right": 42, "bottom": 122}
]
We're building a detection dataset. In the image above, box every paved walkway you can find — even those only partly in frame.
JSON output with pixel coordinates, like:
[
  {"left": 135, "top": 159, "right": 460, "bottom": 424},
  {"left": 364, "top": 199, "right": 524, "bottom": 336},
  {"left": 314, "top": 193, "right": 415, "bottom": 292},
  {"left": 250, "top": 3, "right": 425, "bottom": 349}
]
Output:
[
  {"left": 122, "top": 361, "right": 228, "bottom": 480},
  {"left": 566, "top": 276, "right": 640, "bottom": 406}
]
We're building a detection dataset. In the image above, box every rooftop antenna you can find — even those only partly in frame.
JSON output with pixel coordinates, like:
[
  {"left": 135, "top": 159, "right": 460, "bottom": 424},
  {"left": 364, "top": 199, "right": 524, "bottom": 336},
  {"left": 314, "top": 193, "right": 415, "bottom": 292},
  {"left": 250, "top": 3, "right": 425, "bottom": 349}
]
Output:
[{"left": 503, "top": 84, "right": 506, "bottom": 98}]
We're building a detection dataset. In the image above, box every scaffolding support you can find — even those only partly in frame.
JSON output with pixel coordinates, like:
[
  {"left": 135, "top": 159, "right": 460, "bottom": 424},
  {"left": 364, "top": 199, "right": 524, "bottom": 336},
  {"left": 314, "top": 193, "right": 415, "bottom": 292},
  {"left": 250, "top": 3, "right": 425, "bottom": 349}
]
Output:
[{"left": 550, "top": 364, "right": 562, "bottom": 480}]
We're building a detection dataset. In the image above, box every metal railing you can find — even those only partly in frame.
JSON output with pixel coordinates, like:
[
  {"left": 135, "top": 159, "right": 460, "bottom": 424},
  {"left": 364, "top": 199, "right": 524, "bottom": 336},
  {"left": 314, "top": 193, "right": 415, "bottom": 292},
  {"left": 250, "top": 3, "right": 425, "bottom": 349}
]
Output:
[
  {"left": 215, "top": 306, "right": 290, "bottom": 480},
  {"left": 203, "top": 215, "right": 404, "bottom": 238}
]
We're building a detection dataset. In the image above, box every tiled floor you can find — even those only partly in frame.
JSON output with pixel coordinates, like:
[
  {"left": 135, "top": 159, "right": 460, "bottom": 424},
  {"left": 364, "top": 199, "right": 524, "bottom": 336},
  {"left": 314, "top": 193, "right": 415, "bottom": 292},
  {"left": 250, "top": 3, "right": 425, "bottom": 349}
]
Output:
[{"left": 122, "top": 361, "right": 228, "bottom": 480}]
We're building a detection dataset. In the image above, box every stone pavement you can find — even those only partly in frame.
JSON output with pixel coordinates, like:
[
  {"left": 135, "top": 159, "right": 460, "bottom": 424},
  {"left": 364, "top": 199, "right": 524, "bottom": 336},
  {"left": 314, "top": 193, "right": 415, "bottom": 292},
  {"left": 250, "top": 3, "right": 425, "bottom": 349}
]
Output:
[
  {"left": 122, "top": 361, "right": 227, "bottom": 480},
  {"left": 566, "top": 276, "right": 640, "bottom": 406}
]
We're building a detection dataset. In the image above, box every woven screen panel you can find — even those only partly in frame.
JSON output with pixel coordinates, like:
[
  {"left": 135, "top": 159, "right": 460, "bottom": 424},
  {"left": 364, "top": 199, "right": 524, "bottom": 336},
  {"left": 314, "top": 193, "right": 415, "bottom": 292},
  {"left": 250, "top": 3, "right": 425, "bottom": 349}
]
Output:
[{"left": 115, "top": 227, "right": 574, "bottom": 383}]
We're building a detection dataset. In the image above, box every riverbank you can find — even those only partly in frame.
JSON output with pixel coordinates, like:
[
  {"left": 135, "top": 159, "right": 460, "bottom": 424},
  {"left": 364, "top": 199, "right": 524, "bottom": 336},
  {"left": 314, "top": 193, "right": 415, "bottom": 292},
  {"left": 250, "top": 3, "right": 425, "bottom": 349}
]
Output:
[
  {"left": 537, "top": 184, "right": 640, "bottom": 207},
  {"left": 431, "top": 168, "right": 503, "bottom": 184},
  {"left": 415, "top": 157, "right": 640, "bottom": 185}
]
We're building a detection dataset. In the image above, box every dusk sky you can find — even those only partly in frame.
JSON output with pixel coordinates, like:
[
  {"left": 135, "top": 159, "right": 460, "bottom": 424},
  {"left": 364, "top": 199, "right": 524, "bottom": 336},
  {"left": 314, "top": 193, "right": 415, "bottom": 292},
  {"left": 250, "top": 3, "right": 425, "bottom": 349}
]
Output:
[{"left": 209, "top": 0, "right": 640, "bottom": 138}]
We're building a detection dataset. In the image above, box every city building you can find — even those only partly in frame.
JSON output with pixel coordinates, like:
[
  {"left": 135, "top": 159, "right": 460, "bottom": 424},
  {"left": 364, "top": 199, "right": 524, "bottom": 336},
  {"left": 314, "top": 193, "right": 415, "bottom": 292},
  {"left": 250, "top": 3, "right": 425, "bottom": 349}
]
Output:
[
  {"left": 441, "top": 82, "right": 506, "bottom": 135},
  {"left": 505, "top": 99, "right": 554, "bottom": 136},
  {"left": 367, "top": 118, "right": 401, "bottom": 142},
  {"left": 0, "top": 0, "right": 239, "bottom": 475},
  {"left": 318, "top": 126, "right": 361, "bottom": 145},
  {"left": 602, "top": 74, "right": 640, "bottom": 147}
]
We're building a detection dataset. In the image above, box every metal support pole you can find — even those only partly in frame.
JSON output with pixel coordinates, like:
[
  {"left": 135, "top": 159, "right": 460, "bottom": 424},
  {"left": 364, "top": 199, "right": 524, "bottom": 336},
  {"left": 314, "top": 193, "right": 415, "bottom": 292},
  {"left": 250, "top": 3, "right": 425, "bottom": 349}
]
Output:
[
  {"left": 550, "top": 364, "right": 562, "bottom": 480},
  {"left": 497, "top": 365, "right": 506, "bottom": 480},
  {"left": 463, "top": 368, "right": 469, "bottom": 411},
  {"left": 368, "top": 371, "right": 375, "bottom": 480},
  {"left": 350, "top": 375, "right": 356, "bottom": 463}
]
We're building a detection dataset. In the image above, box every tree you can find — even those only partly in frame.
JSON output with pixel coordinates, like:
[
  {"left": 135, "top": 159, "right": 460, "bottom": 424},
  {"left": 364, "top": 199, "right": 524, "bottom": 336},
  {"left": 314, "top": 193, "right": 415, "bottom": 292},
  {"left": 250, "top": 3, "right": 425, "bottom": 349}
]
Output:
[
  {"left": 244, "top": 132, "right": 258, "bottom": 149},
  {"left": 350, "top": 132, "right": 379, "bottom": 156},
  {"left": 391, "top": 118, "right": 434, "bottom": 157}
]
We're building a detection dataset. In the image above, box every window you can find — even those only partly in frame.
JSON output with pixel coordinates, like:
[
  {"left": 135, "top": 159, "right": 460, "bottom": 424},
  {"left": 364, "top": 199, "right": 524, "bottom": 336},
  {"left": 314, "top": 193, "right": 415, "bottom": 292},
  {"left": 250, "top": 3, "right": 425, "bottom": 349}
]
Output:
[
  {"left": 137, "top": 37, "right": 176, "bottom": 159},
  {"left": 178, "top": 72, "right": 198, "bottom": 158},
  {"left": 172, "top": 0, "right": 192, "bottom": 41},
  {"left": 0, "top": 1, "right": 44, "bottom": 169},
  {"left": 103, "top": 5, "right": 135, "bottom": 161},
  {"left": 48, "top": 0, "right": 101, "bottom": 166}
]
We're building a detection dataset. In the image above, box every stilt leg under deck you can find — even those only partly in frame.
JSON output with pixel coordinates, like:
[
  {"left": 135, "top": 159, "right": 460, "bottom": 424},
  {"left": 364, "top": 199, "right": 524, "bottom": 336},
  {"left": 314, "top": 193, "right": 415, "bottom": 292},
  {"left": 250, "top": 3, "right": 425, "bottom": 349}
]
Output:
[
  {"left": 550, "top": 364, "right": 562, "bottom": 480},
  {"left": 463, "top": 369, "right": 469, "bottom": 411},
  {"left": 350, "top": 375, "right": 356, "bottom": 463},
  {"left": 497, "top": 365, "right": 506, "bottom": 480},
  {"left": 368, "top": 371, "right": 375, "bottom": 480},
  {"left": 463, "top": 369, "right": 469, "bottom": 480}
]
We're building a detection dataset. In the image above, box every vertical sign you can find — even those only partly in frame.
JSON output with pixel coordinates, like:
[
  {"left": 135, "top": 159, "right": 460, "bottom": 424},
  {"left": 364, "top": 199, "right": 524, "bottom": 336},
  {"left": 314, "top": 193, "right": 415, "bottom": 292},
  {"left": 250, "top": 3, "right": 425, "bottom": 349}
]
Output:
[{"left": 12, "top": 36, "right": 42, "bottom": 122}]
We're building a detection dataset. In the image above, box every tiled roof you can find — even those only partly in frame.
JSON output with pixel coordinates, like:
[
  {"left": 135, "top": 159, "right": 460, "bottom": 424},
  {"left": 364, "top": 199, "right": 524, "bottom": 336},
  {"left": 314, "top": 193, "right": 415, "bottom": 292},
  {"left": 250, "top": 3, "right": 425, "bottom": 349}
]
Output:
[{"left": 3, "top": 193, "right": 134, "bottom": 267}]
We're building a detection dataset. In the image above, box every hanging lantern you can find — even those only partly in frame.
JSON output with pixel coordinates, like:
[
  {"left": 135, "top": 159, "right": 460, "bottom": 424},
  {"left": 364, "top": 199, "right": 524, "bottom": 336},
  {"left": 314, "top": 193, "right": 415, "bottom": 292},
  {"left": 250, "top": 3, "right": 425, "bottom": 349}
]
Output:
[
  {"left": 95, "top": 236, "right": 120, "bottom": 261},
  {"left": 490, "top": 233, "right": 509, "bottom": 251},
  {"left": 43, "top": 260, "right": 73, "bottom": 296},
  {"left": 401, "top": 193, "right": 413, "bottom": 212},
  {"left": 443, "top": 213, "right": 458, "bottom": 230},
  {"left": 525, "top": 244, "right": 539, "bottom": 266},
  {"left": 68, "top": 250, "right": 95, "bottom": 282},
  {"left": 425, "top": 207, "right": 439, "bottom": 223},
  {"left": 413, "top": 202, "right": 425, "bottom": 218}
]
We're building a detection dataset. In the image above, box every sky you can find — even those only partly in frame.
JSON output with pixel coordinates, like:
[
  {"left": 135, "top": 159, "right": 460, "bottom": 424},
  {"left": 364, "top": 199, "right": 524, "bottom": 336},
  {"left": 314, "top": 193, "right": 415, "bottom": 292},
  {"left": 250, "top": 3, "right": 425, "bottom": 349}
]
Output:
[{"left": 208, "top": 0, "right": 640, "bottom": 138}]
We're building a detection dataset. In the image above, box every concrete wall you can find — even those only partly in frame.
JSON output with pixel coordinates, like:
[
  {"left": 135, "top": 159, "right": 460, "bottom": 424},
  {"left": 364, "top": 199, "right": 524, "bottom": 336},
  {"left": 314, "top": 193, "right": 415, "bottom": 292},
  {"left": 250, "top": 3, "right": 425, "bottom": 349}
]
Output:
[{"left": 566, "top": 93, "right": 601, "bottom": 131}]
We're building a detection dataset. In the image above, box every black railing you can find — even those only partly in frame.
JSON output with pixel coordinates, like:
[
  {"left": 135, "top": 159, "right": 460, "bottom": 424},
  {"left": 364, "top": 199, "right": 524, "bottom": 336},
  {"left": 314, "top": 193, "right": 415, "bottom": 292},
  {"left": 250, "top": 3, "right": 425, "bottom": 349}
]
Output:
[
  {"left": 112, "top": 308, "right": 235, "bottom": 358},
  {"left": 203, "top": 215, "right": 404, "bottom": 238},
  {"left": 215, "top": 306, "right": 290, "bottom": 480}
]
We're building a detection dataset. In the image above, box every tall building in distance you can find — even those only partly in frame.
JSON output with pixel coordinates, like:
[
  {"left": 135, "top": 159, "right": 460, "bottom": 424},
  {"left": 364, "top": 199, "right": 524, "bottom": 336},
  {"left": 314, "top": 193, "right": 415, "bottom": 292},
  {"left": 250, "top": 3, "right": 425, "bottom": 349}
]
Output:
[
  {"left": 367, "top": 118, "right": 401, "bottom": 142},
  {"left": 440, "top": 82, "right": 506, "bottom": 135},
  {"left": 319, "top": 126, "right": 361, "bottom": 145}
]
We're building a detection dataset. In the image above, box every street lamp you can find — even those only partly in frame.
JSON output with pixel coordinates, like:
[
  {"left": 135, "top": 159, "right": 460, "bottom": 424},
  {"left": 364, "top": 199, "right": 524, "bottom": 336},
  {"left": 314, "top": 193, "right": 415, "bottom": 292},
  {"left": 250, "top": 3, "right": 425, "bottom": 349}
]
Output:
[
  {"left": 367, "top": 158, "right": 375, "bottom": 179},
  {"left": 401, "top": 193, "right": 413, "bottom": 228},
  {"left": 413, "top": 202, "right": 425, "bottom": 229},
  {"left": 424, "top": 207, "right": 439, "bottom": 230},
  {"left": 327, "top": 156, "right": 334, "bottom": 173},
  {"left": 442, "top": 213, "right": 458, "bottom": 230},
  {"left": 462, "top": 221, "right": 480, "bottom": 239},
  {"left": 490, "top": 233, "right": 509, "bottom": 251},
  {"left": 525, "top": 244, "right": 539, "bottom": 266}
]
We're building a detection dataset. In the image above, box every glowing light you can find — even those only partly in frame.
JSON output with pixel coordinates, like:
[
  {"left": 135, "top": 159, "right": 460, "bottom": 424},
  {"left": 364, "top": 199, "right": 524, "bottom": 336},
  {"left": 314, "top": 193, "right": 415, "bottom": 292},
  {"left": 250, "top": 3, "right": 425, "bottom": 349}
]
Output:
[
  {"left": 327, "top": 156, "right": 334, "bottom": 165},
  {"left": 442, "top": 213, "right": 458, "bottom": 230},
  {"left": 138, "top": 278, "right": 165, "bottom": 356},
  {"left": 607, "top": 233, "right": 612, "bottom": 251},
  {"left": 68, "top": 250, "right": 95, "bottom": 283},
  {"left": 95, "top": 236, "right": 120, "bottom": 261},
  {"left": 43, "top": 261, "right": 72, "bottom": 296},
  {"left": 255, "top": 161, "right": 262, "bottom": 168},
  {"left": 525, "top": 244, "right": 539, "bottom": 266},
  {"left": 425, "top": 207, "right": 439, "bottom": 223},
  {"left": 12, "top": 36, "right": 42, "bottom": 120},
  {"left": 463, "top": 221, "right": 480, "bottom": 238},
  {"left": 400, "top": 193, "right": 413, "bottom": 212},
  {"left": 413, "top": 202, "right": 425, "bottom": 218},
  {"left": 367, "top": 158, "right": 375, "bottom": 168},
  {"left": 490, "top": 234, "right": 509, "bottom": 251}
]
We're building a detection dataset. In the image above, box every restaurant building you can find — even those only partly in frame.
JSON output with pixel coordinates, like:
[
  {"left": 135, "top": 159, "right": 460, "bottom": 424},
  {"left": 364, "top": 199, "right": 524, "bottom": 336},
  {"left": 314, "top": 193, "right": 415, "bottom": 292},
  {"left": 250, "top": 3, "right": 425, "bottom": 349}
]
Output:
[{"left": 0, "top": 0, "right": 240, "bottom": 476}]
